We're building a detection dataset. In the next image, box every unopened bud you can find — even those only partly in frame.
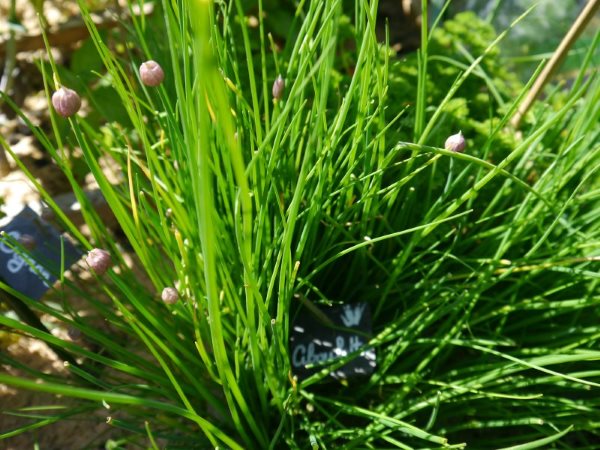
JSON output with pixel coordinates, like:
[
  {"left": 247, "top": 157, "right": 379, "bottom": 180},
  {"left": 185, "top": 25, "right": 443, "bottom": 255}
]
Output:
[
  {"left": 444, "top": 131, "right": 466, "bottom": 153},
  {"left": 19, "top": 234, "right": 36, "bottom": 250},
  {"left": 52, "top": 87, "right": 81, "bottom": 118},
  {"left": 139, "top": 60, "right": 165, "bottom": 87},
  {"left": 161, "top": 287, "right": 179, "bottom": 304},
  {"left": 272, "top": 75, "right": 285, "bottom": 100},
  {"left": 67, "top": 327, "right": 83, "bottom": 341},
  {"left": 86, "top": 248, "right": 111, "bottom": 276}
]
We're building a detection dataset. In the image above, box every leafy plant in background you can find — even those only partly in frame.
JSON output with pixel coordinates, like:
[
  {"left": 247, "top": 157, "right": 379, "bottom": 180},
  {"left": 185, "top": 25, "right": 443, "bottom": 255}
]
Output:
[
  {"left": 386, "top": 11, "right": 522, "bottom": 152},
  {"left": 1, "top": 0, "right": 599, "bottom": 449}
]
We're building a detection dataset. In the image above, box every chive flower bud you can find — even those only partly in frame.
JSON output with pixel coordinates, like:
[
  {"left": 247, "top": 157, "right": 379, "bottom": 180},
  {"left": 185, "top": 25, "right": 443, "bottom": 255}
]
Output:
[
  {"left": 161, "top": 287, "right": 179, "bottom": 304},
  {"left": 68, "top": 327, "right": 83, "bottom": 341},
  {"left": 86, "top": 248, "right": 111, "bottom": 276},
  {"left": 272, "top": 75, "right": 285, "bottom": 100},
  {"left": 51, "top": 87, "right": 81, "bottom": 118},
  {"left": 139, "top": 60, "right": 165, "bottom": 87},
  {"left": 444, "top": 131, "right": 466, "bottom": 153},
  {"left": 19, "top": 234, "right": 36, "bottom": 250}
]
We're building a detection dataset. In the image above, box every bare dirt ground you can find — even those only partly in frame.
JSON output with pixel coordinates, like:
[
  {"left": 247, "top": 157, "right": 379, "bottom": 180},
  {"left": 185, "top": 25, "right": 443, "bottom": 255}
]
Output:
[{"left": 0, "top": 2, "right": 132, "bottom": 448}]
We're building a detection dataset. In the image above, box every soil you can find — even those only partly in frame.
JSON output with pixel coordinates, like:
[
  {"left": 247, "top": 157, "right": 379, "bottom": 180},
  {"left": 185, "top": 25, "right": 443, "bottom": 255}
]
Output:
[{"left": 0, "top": 2, "right": 132, "bottom": 448}]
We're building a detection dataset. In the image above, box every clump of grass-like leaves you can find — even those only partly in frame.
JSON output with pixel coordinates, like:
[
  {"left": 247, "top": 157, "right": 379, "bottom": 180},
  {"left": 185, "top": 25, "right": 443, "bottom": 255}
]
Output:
[{"left": 1, "top": 0, "right": 599, "bottom": 448}]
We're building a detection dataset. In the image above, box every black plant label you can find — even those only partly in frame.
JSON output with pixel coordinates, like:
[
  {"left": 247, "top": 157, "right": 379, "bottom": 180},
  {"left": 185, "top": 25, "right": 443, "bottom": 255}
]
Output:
[
  {"left": 0, "top": 206, "right": 82, "bottom": 300},
  {"left": 289, "top": 302, "right": 376, "bottom": 381}
]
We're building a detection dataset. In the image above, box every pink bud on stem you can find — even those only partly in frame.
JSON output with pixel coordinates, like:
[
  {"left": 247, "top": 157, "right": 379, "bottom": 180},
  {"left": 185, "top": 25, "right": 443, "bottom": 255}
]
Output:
[
  {"left": 444, "top": 131, "right": 466, "bottom": 153},
  {"left": 19, "top": 234, "right": 36, "bottom": 250},
  {"left": 139, "top": 60, "right": 165, "bottom": 87},
  {"left": 272, "top": 75, "right": 285, "bottom": 100},
  {"left": 85, "top": 248, "right": 111, "bottom": 276},
  {"left": 161, "top": 287, "right": 179, "bottom": 304},
  {"left": 51, "top": 87, "right": 81, "bottom": 118}
]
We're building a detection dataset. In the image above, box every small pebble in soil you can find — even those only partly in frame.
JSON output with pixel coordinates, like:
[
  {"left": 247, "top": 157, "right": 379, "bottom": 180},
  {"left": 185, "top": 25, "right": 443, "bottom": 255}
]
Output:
[
  {"left": 139, "top": 60, "right": 165, "bottom": 87},
  {"left": 51, "top": 87, "right": 81, "bottom": 118},
  {"left": 161, "top": 287, "right": 179, "bottom": 304},
  {"left": 86, "top": 248, "right": 111, "bottom": 276},
  {"left": 444, "top": 131, "right": 466, "bottom": 153}
]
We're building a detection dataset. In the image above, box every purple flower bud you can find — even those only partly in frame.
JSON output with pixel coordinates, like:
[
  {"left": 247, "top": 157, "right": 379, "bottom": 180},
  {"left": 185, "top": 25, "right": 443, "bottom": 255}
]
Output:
[
  {"left": 139, "top": 60, "right": 165, "bottom": 87},
  {"left": 272, "top": 75, "right": 285, "bottom": 100},
  {"left": 444, "top": 131, "right": 466, "bottom": 153},
  {"left": 161, "top": 287, "right": 179, "bottom": 304},
  {"left": 68, "top": 327, "right": 83, "bottom": 341},
  {"left": 19, "top": 234, "right": 36, "bottom": 250},
  {"left": 52, "top": 87, "right": 81, "bottom": 118},
  {"left": 86, "top": 248, "right": 111, "bottom": 276}
]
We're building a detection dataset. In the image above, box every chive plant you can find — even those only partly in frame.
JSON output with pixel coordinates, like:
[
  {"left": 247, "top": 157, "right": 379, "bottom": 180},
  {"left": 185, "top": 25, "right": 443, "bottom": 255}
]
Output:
[{"left": 1, "top": 0, "right": 599, "bottom": 449}]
